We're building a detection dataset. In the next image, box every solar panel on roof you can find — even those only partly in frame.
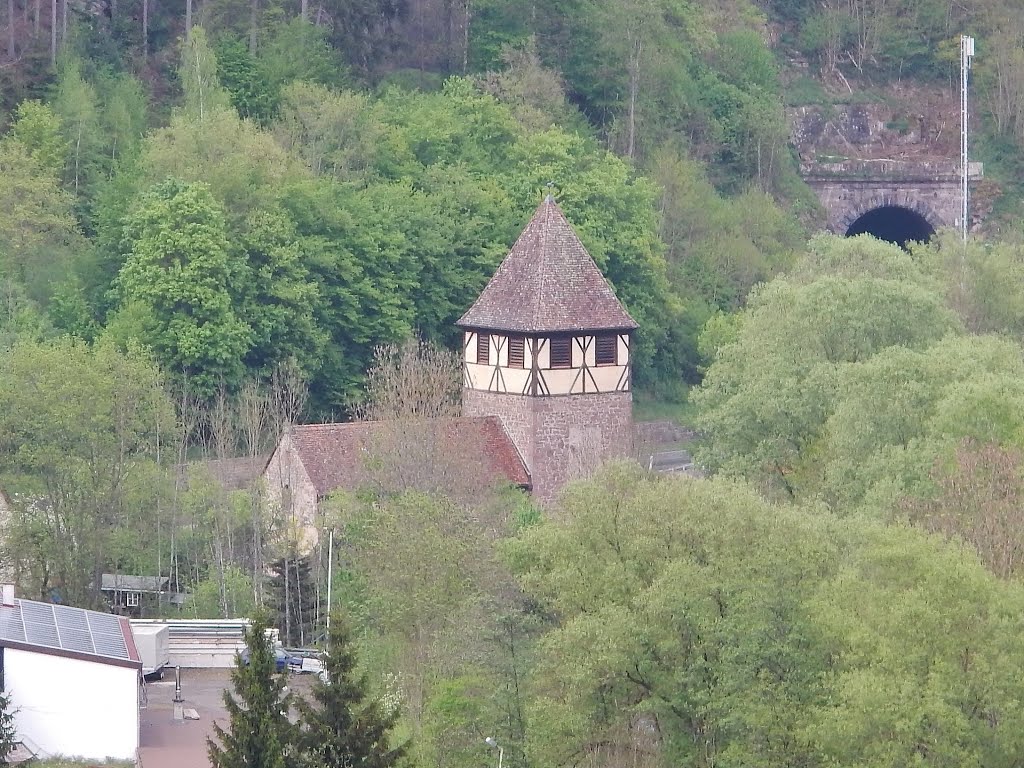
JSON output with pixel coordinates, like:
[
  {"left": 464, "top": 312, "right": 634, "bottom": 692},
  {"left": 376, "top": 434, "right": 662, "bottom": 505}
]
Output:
[{"left": 0, "top": 598, "right": 135, "bottom": 664}]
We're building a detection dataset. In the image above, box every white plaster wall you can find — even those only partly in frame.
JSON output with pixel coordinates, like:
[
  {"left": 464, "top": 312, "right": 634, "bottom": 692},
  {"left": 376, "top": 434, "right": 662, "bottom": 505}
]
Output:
[{"left": 5, "top": 648, "right": 139, "bottom": 761}]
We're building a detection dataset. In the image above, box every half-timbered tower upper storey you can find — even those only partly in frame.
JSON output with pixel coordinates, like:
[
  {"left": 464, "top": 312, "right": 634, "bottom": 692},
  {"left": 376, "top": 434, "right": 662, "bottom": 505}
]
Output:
[
  {"left": 457, "top": 196, "right": 638, "bottom": 397},
  {"left": 457, "top": 195, "right": 637, "bottom": 504}
]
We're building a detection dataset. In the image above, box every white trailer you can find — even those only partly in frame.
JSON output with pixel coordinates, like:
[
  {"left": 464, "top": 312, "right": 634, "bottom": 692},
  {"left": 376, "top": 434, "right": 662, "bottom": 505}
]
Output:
[{"left": 131, "top": 623, "right": 170, "bottom": 679}]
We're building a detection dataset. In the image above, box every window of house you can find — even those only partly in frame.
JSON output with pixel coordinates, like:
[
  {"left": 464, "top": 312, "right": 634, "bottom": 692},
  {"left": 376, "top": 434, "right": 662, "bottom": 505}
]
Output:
[
  {"left": 595, "top": 334, "right": 618, "bottom": 366},
  {"left": 508, "top": 336, "right": 525, "bottom": 368},
  {"left": 126, "top": 591, "right": 141, "bottom": 608},
  {"left": 549, "top": 337, "right": 572, "bottom": 368},
  {"left": 477, "top": 333, "right": 490, "bottom": 365}
]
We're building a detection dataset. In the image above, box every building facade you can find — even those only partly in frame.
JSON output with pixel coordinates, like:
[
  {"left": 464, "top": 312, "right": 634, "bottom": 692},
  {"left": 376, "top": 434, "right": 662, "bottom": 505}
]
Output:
[
  {"left": 0, "top": 587, "right": 141, "bottom": 761},
  {"left": 457, "top": 196, "right": 637, "bottom": 504}
]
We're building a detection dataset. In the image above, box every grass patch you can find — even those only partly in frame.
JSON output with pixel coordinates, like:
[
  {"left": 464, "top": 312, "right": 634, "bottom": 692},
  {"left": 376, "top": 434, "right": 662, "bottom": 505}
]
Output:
[
  {"left": 783, "top": 75, "right": 830, "bottom": 106},
  {"left": 633, "top": 391, "right": 699, "bottom": 425}
]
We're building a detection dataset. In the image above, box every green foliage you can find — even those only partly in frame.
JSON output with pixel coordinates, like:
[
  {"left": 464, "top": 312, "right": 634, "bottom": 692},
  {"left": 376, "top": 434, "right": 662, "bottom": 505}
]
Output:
[
  {"left": 236, "top": 208, "right": 325, "bottom": 377},
  {"left": 215, "top": 37, "right": 279, "bottom": 123},
  {"left": 295, "top": 615, "right": 408, "bottom": 768},
  {"left": 258, "top": 19, "right": 350, "bottom": 93},
  {"left": 209, "top": 612, "right": 294, "bottom": 768},
  {"left": 0, "top": 135, "right": 81, "bottom": 305},
  {"left": 694, "top": 235, "right": 959, "bottom": 499},
  {"left": 0, "top": 338, "right": 175, "bottom": 607},
  {"left": 510, "top": 464, "right": 1024, "bottom": 768},
  {"left": 52, "top": 56, "right": 103, "bottom": 197},
  {"left": 0, "top": 691, "right": 15, "bottom": 764},
  {"left": 185, "top": 565, "right": 257, "bottom": 619},
  {"left": 10, "top": 100, "right": 67, "bottom": 175},
  {"left": 114, "top": 178, "right": 251, "bottom": 396},
  {"left": 180, "top": 27, "right": 233, "bottom": 122},
  {"left": 269, "top": 551, "right": 317, "bottom": 647}
]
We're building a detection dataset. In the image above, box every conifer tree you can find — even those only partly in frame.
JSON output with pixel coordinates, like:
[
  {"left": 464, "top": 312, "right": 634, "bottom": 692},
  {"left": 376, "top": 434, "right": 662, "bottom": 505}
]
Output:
[
  {"left": 0, "top": 690, "right": 16, "bottom": 763},
  {"left": 209, "top": 612, "right": 294, "bottom": 768},
  {"left": 296, "top": 614, "right": 407, "bottom": 768}
]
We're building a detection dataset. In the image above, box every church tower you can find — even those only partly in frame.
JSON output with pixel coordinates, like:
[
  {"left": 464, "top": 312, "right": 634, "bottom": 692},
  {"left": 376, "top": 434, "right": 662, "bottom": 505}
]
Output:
[{"left": 457, "top": 196, "right": 637, "bottom": 504}]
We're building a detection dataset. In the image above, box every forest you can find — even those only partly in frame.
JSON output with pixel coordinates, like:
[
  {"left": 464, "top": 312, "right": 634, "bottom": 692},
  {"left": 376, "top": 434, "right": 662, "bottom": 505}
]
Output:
[{"left": 4, "top": 0, "right": 1024, "bottom": 765}]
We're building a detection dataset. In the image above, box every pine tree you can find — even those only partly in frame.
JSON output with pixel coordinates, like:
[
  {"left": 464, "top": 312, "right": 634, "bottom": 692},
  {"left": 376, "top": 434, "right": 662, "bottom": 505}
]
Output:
[
  {"left": 0, "top": 690, "right": 16, "bottom": 763},
  {"left": 296, "top": 614, "right": 407, "bottom": 768},
  {"left": 208, "top": 612, "right": 294, "bottom": 768}
]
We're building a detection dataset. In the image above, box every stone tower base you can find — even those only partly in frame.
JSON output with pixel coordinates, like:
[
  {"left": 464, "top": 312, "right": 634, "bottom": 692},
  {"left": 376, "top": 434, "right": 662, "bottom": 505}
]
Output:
[{"left": 463, "top": 389, "right": 633, "bottom": 506}]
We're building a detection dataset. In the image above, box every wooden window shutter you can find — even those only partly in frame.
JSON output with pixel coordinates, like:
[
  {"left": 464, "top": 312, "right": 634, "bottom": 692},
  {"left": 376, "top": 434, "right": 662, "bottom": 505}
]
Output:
[
  {"left": 508, "top": 336, "right": 525, "bottom": 368},
  {"left": 477, "top": 333, "right": 490, "bottom": 365},
  {"left": 595, "top": 334, "right": 617, "bottom": 365},
  {"left": 550, "top": 337, "right": 571, "bottom": 368}
]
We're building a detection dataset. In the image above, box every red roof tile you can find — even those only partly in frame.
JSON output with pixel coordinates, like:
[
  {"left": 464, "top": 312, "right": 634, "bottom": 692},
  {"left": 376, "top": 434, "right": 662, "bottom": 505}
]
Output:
[
  {"left": 457, "top": 197, "right": 638, "bottom": 333},
  {"left": 286, "top": 417, "right": 530, "bottom": 496}
]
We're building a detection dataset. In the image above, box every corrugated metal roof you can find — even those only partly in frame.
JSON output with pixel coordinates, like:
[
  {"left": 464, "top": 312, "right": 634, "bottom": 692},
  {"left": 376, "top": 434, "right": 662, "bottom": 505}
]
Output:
[{"left": 0, "top": 598, "right": 141, "bottom": 668}]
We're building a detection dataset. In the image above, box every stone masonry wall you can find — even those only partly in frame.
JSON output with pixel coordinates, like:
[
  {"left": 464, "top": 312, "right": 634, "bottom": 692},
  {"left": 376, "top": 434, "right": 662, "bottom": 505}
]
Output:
[
  {"left": 463, "top": 389, "right": 536, "bottom": 473},
  {"left": 261, "top": 434, "right": 320, "bottom": 550},
  {"left": 464, "top": 389, "right": 633, "bottom": 507}
]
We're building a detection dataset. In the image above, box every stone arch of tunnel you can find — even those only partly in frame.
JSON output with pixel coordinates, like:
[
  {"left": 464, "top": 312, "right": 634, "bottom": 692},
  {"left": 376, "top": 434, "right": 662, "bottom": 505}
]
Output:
[
  {"left": 845, "top": 205, "right": 937, "bottom": 248},
  {"left": 839, "top": 196, "right": 942, "bottom": 249}
]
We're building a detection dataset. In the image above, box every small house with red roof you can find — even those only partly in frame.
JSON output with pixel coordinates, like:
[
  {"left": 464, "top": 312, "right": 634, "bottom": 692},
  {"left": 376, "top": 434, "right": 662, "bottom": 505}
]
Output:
[
  {"left": 262, "top": 417, "right": 530, "bottom": 546},
  {"left": 0, "top": 584, "right": 142, "bottom": 761}
]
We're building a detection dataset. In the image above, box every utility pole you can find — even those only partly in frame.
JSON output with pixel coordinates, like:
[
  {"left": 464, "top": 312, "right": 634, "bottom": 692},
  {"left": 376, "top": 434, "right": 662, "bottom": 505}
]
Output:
[{"left": 960, "top": 34, "right": 975, "bottom": 242}]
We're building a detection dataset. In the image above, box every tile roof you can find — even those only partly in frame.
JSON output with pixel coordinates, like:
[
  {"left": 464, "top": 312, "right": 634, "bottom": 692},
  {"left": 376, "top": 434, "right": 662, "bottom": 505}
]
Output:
[
  {"left": 458, "top": 197, "right": 638, "bottom": 333},
  {"left": 0, "top": 597, "right": 142, "bottom": 669},
  {"left": 179, "top": 455, "right": 268, "bottom": 492},
  {"left": 284, "top": 416, "right": 531, "bottom": 496}
]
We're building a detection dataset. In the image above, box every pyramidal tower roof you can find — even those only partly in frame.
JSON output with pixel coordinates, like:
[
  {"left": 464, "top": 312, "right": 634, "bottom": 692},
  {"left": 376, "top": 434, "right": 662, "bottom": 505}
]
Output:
[{"left": 457, "top": 197, "right": 638, "bottom": 334}]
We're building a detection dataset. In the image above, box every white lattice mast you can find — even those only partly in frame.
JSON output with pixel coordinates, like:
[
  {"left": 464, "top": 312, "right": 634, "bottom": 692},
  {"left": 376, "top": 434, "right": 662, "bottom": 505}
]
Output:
[{"left": 961, "top": 34, "right": 975, "bottom": 242}]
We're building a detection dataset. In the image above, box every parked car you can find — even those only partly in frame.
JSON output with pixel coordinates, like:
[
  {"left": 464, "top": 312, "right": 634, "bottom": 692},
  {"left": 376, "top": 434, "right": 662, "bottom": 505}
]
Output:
[{"left": 239, "top": 647, "right": 302, "bottom": 672}]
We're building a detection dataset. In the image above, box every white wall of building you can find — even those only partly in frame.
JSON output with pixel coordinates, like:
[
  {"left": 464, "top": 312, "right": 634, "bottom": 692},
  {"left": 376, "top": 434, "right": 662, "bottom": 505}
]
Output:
[{"left": 5, "top": 648, "right": 139, "bottom": 761}]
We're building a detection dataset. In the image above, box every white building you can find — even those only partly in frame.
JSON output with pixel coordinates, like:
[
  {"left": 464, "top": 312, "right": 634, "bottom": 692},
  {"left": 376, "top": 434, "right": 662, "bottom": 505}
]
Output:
[{"left": 0, "top": 585, "right": 141, "bottom": 761}]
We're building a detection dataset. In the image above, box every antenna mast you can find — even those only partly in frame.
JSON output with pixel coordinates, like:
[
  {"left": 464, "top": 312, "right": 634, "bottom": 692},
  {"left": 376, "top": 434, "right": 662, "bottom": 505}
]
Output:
[{"left": 961, "top": 34, "right": 975, "bottom": 242}]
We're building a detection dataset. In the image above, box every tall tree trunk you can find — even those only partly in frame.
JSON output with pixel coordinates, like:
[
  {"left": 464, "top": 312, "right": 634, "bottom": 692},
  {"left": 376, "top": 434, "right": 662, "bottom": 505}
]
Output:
[
  {"left": 141, "top": 0, "right": 147, "bottom": 60},
  {"left": 49, "top": 0, "right": 55, "bottom": 65},
  {"left": 110, "top": 0, "right": 115, "bottom": 22},
  {"left": 626, "top": 36, "right": 641, "bottom": 159},
  {"left": 33, "top": 0, "right": 39, "bottom": 36},
  {"left": 248, "top": 0, "right": 257, "bottom": 53},
  {"left": 60, "top": 0, "right": 66, "bottom": 46},
  {"left": 184, "top": 0, "right": 191, "bottom": 41},
  {"left": 462, "top": 0, "right": 470, "bottom": 73},
  {"left": 300, "top": 0, "right": 307, "bottom": 22},
  {"left": 7, "top": 0, "right": 14, "bottom": 59}
]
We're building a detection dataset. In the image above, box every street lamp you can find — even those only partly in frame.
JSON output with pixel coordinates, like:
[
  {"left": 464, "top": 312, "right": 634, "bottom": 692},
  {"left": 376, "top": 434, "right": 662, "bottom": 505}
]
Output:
[{"left": 485, "top": 737, "right": 504, "bottom": 768}]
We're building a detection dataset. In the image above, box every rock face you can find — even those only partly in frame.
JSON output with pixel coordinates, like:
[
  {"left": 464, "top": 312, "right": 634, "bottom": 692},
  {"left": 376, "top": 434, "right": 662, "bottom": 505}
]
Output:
[
  {"left": 71, "top": 0, "right": 109, "bottom": 18},
  {"left": 788, "top": 89, "right": 959, "bottom": 163},
  {"left": 788, "top": 86, "right": 988, "bottom": 235}
]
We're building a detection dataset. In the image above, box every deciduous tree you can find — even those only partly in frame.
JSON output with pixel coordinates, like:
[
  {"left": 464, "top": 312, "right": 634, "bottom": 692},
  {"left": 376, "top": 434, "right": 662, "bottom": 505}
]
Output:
[{"left": 115, "top": 178, "right": 251, "bottom": 397}]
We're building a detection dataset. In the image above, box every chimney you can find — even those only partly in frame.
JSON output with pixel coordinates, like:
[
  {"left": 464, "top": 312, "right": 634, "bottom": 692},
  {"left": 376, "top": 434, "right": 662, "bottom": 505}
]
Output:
[{"left": 1, "top": 584, "right": 14, "bottom": 606}]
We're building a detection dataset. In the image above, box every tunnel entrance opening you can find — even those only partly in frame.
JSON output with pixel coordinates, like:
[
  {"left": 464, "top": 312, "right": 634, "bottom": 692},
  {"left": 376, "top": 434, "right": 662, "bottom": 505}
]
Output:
[{"left": 844, "top": 205, "right": 936, "bottom": 248}]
